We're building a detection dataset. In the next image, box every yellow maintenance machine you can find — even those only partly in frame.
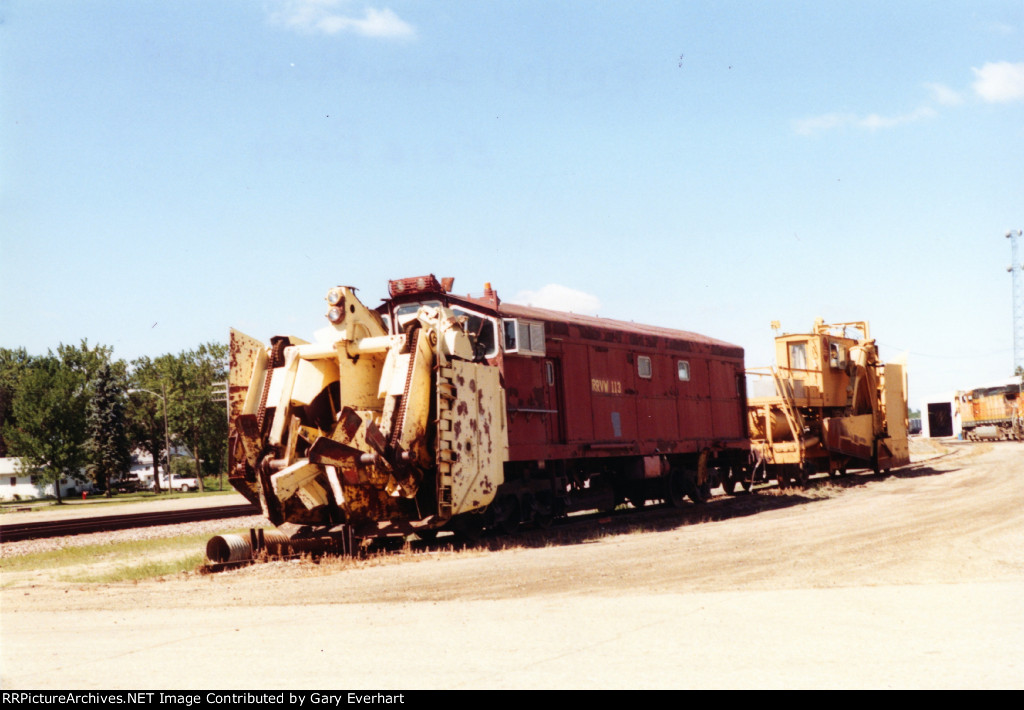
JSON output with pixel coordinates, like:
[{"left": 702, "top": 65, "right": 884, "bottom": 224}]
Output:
[{"left": 744, "top": 320, "right": 909, "bottom": 488}]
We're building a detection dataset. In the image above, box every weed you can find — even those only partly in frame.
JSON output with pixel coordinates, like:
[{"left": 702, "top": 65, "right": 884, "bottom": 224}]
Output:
[
  {"left": 64, "top": 553, "right": 206, "bottom": 583},
  {"left": 0, "top": 529, "right": 250, "bottom": 574}
]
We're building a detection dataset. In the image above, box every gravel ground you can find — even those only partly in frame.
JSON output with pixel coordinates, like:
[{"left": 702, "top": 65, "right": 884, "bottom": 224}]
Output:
[
  {"left": 3, "top": 440, "right": 1021, "bottom": 689},
  {"left": 0, "top": 438, "right": 954, "bottom": 560}
]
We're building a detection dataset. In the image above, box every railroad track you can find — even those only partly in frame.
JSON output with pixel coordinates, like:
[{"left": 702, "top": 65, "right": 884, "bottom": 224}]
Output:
[{"left": 0, "top": 503, "right": 261, "bottom": 543}]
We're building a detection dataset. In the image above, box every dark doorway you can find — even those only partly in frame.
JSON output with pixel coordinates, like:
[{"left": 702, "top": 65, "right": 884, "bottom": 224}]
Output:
[{"left": 927, "top": 402, "right": 953, "bottom": 437}]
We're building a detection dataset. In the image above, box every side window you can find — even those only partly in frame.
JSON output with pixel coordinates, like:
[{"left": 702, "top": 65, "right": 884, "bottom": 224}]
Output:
[
  {"left": 677, "top": 360, "right": 690, "bottom": 381},
  {"left": 788, "top": 342, "right": 807, "bottom": 370},
  {"left": 828, "top": 341, "right": 846, "bottom": 369},
  {"left": 503, "top": 320, "right": 517, "bottom": 350},
  {"left": 393, "top": 301, "right": 441, "bottom": 332},
  {"left": 638, "top": 355, "right": 652, "bottom": 379},
  {"left": 502, "top": 318, "right": 546, "bottom": 356}
]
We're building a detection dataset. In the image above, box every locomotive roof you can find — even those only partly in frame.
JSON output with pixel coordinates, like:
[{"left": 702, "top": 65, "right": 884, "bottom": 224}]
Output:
[
  {"left": 496, "top": 301, "right": 741, "bottom": 350},
  {"left": 383, "top": 275, "right": 743, "bottom": 357},
  {"left": 445, "top": 295, "right": 744, "bottom": 358}
]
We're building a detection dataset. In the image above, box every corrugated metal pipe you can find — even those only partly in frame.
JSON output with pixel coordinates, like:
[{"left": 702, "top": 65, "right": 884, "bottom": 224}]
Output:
[{"left": 206, "top": 528, "right": 349, "bottom": 563}]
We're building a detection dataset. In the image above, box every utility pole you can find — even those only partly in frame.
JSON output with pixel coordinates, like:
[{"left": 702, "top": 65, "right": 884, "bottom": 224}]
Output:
[
  {"left": 128, "top": 385, "right": 172, "bottom": 493},
  {"left": 1008, "top": 229, "right": 1024, "bottom": 375}
]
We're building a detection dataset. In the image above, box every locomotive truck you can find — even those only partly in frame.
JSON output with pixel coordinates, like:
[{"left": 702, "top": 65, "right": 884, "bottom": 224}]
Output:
[{"left": 227, "top": 275, "right": 750, "bottom": 542}]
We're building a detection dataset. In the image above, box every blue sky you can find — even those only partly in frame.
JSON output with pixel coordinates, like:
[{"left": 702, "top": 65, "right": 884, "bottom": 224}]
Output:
[{"left": 2, "top": 1, "right": 1022, "bottom": 410}]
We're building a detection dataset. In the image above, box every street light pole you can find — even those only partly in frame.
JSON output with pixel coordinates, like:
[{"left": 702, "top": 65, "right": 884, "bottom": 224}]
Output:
[
  {"left": 128, "top": 385, "right": 172, "bottom": 494},
  {"left": 161, "top": 381, "right": 171, "bottom": 492}
]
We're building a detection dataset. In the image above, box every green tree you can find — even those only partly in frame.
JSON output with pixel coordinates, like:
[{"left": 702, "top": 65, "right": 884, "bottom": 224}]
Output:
[
  {"left": 85, "top": 363, "right": 131, "bottom": 497},
  {"left": 3, "top": 341, "right": 114, "bottom": 502},
  {"left": 0, "top": 347, "right": 34, "bottom": 457},
  {"left": 5, "top": 360, "right": 83, "bottom": 501},
  {"left": 165, "top": 343, "right": 229, "bottom": 492},
  {"left": 57, "top": 340, "right": 114, "bottom": 384}
]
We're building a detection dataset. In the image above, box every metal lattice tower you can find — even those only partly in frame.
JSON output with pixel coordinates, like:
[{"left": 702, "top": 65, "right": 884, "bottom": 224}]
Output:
[{"left": 1009, "top": 229, "right": 1024, "bottom": 374}]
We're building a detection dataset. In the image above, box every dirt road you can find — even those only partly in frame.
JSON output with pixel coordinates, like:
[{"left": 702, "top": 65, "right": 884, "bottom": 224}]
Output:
[{"left": 2, "top": 440, "right": 1022, "bottom": 689}]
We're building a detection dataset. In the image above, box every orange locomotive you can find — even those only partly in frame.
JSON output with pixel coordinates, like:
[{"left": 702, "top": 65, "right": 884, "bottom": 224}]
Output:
[{"left": 957, "top": 382, "right": 1024, "bottom": 441}]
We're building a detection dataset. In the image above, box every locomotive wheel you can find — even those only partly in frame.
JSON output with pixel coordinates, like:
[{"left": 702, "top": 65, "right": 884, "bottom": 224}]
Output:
[
  {"left": 668, "top": 468, "right": 705, "bottom": 505},
  {"left": 496, "top": 496, "right": 520, "bottom": 535},
  {"left": 775, "top": 467, "right": 790, "bottom": 488},
  {"left": 696, "top": 479, "right": 712, "bottom": 502},
  {"left": 449, "top": 514, "right": 484, "bottom": 543},
  {"left": 534, "top": 509, "right": 554, "bottom": 529},
  {"left": 725, "top": 467, "right": 753, "bottom": 495},
  {"left": 666, "top": 469, "right": 688, "bottom": 507},
  {"left": 722, "top": 477, "right": 736, "bottom": 495},
  {"left": 792, "top": 463, "right": 809, "bottom": 488},
  {"left": 532, "top": 494, "right": 556, "bottom": 529},
  {"left": 721, "top": 467, "right": 736, "bottom": 495},
  {"left": 623, "top": 481, "right": 647, "bottom": 509}
]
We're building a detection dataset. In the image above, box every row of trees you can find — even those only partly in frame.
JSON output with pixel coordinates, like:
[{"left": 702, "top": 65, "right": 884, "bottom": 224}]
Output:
[{"left": 0, "top": 341, "right": 228, "bottom": 502}]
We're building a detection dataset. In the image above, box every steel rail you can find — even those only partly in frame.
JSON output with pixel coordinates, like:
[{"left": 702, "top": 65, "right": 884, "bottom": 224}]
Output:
[{"left": 0, "top": 503, "right": 260, "bottom": 543}]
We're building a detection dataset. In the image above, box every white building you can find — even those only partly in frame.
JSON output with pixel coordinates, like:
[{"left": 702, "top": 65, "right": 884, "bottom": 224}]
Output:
[
  {"left": 130, "top": 450, "right": 159, "bottom": 487},
  {"left": 0, "top": 457, "right": 92, "bottom": 502}
]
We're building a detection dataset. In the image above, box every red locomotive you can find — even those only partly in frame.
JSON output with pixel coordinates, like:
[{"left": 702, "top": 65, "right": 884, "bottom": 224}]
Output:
[{"left": 227, "top": 275, "right": 749, "bottom": 540}]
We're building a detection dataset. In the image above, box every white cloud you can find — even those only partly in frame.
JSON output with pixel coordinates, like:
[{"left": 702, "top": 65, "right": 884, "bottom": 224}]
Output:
[
  {"left": 859, "top": 106, "right": 937, "bottom": 130},
  {"left": 793, "top": 106, "right": 936, "bottom": 136},
  {"left": 794, "top": 62, "right": 1024, "bottom": 136},
  {"left": 972, "top": 61, "right": 1024, "bottom": 103},
  {"left": 925, "top": 82, "right": 964, "bottom": 106},
  {"left": 984, "top": 22, "right": 1016, "bottom": 36},
  {"left": 269, "top": 1, "right": 415, "bottom": 39},
  {"left": 509, "top": 284, "right": 601, "bottom": 316}
]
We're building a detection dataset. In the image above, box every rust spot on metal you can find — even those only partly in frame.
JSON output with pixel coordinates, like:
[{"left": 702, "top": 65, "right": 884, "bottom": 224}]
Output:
[
  {"left": 366, "top": 420, "right": 387, "bottom": 453},
  {"left": 338, "top": 406, "right": 362, "bottom": 441}
]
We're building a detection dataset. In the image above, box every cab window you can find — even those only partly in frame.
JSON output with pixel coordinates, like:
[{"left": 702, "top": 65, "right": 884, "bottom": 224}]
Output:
[{"left": 453, "top": 307, "right": 498, "bottom": 359}]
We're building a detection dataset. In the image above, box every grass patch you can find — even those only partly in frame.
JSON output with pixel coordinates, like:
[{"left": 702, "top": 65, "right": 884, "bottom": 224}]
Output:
[
  {"left": 0, "top": 529, "right": 249, "bottom": 577},
  {"left": 65, "top": 553, "right": 206, "bottom": 583}
]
